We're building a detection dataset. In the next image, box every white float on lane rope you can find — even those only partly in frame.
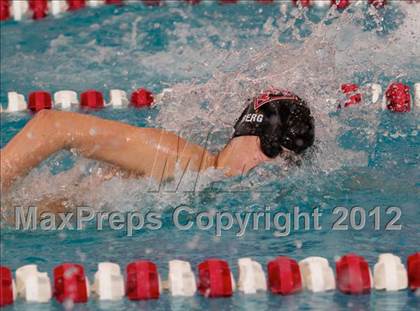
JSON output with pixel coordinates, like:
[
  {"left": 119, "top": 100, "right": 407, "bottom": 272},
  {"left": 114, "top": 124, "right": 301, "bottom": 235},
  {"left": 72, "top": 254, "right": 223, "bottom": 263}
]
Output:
[
  {"left": 92, "top": 262, "right": 125, "bottom": 300},
  {"left": 109, "top": 89, "right": 129, "bottom": 107},
  {"left": 374, "top": 253, "right": 408, "bottom": 291},
  {"left": 168, "top": 260, "right": 197, "bottom": 296},
  {"left": 237, "top": 257, "right": 267, "bottom": 294},
  {"left": 15, "top": 265, "right": 52, "bottom": 303},
  {"left": 54, "top": 90, "right": 79, "bottom": 109},
  {"left": 7, "top": 92, "right": 27, "bottom": 112},
  {"left": 299, "top": 257, "right": 336, "bottom": 293}
]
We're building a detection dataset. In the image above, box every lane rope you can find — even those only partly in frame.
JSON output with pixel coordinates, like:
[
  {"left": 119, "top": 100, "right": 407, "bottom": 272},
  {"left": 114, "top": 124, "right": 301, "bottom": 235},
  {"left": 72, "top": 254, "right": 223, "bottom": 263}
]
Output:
[
  {"left": 1, "top": 252, "right": 419, "bottom": 306},
  {"left": 1, "top": 0, "right": 418, "bottom": 23},
  {"left": 1, "top": 82, "right": 419, "bottom": 113}
]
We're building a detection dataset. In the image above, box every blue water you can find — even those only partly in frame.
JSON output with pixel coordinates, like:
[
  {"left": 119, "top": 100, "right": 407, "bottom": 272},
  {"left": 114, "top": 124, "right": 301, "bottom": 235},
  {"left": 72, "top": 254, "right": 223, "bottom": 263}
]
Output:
[{"left": 1, "top": 2, "right": 419, "bottom": 310}]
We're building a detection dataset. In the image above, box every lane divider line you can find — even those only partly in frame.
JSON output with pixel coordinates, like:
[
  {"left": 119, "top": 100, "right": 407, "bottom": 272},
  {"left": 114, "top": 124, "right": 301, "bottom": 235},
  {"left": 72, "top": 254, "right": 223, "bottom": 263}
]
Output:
[
  {"left": 2, "top": 82, "right": 418, "bottom": 114},
  {"left": 1, "top": 0, "right": 417, "bottom": 22},
  {"left": 1, "top": 252, "right": 419, "bottom": 307}
]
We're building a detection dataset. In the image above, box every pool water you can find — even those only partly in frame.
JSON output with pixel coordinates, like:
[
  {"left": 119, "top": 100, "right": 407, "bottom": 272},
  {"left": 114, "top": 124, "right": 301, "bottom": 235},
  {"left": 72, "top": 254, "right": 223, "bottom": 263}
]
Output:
[{"left": 1, "top": 2, "right": 419, "bottom": 310}]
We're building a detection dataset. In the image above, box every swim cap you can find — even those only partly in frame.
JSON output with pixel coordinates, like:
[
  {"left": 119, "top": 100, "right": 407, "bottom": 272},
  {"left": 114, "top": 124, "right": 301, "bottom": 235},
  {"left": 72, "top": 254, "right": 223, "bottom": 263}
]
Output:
[{"left": 233, "top": 89, "right": 315, "bottom": 158}]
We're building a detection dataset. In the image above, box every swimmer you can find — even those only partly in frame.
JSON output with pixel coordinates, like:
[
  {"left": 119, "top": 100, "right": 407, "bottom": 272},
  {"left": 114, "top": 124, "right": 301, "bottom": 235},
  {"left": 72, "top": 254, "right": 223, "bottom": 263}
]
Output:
[{"left": 0, "top": 89, "right": 314, "bottom": 193}]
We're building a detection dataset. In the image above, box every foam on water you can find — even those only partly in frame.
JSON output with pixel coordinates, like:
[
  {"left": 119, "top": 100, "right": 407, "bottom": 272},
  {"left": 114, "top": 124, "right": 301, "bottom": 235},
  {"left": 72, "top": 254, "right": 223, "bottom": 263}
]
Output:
[{"left": 1, "top": 2, "right": 419, "bottom": 216}]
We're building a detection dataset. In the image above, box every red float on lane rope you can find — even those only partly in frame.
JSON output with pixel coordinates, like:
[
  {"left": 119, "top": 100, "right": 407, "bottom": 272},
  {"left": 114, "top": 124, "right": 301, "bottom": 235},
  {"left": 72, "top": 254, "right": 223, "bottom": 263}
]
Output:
[
  {"left": 385, "top": 82, "right": 411, "bottom": 112},
  {"left": 105, "top": 0, "right": 124, "bottom": 5},
  {"left": 53, "top": 263, "right": 88, "bottom": 303},
  {"left": 369, "top": 0, "right": 387, "bottom": 8},
  {"left": 126, "top": 260, "right": 160, "bottom": 300},
  {"left": 407, "top": 253, "right": 420, "bottom": 291},
  {"left": 331, "top": 0, "right": 350, "bottom": 9},
  {"left": 185, "top": 0, "right": 201, "bottom": 4},
  {"left": 267, "top": 256, "right": 302, "bottom": 295},
  {"left": 341, "top": 83, "right": 359, "bottom": 94},
  {"left": 29, "top": 0, "right": 48, "bottom": 20},
  {"left": 28, "top": 91, "right": 52, "bottom": 112},
  {"left": 292, "top": 0, "right": 312, "bottom": 7},
  {"left": 336, "top": 254, "right": 371, "bottom": 295},
  {"left": 219, "top": 0, "right": 239, "bottom": 4},
  {"left": 130, "top": 88, "right": 154, "bottom": 108},
  {"left": 197, "top": 259, "right": 233, "bottom": 298},
  {"left": 0, "top": 0, "right": 10, "bottom": 21},
  {"left": 67, "top": 0, "right": 86, "bottom": 11},
  {"left": 340, "top": 83, "right": 362, "bottom": 108},
  {"left": 142, "top": 0, "right": 161, "bottom": 6},
  {"left": 0, "top": 266, "right": 14, "bottom": 307},
  {"left": 80, "top": 90, "right": 105, "bottom": 109},
  {"left": 256, "top": 0, "right": 274, "bottom": 3}
]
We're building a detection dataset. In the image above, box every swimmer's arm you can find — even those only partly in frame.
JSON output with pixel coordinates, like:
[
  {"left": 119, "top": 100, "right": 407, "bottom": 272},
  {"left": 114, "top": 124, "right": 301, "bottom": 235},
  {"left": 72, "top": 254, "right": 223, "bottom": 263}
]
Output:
[{"left": 0, "top": 110, "right": 216, "bottom": 192}]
